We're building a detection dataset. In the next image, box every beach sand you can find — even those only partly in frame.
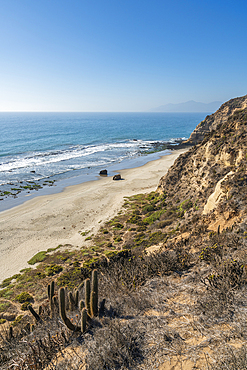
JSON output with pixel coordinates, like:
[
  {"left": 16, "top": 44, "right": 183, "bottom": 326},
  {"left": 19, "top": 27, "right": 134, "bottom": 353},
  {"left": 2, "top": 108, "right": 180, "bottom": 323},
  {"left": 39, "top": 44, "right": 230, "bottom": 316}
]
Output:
[{"left": 0, "top": 148, "right": 187, "bottom": 283}]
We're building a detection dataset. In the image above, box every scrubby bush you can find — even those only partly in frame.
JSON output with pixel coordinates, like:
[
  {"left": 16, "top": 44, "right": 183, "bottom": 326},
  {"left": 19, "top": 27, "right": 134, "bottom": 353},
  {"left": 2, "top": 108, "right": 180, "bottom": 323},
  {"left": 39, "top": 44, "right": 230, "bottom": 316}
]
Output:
[{"left": 15, "top": 292, "right": 33, "bottom": 304}]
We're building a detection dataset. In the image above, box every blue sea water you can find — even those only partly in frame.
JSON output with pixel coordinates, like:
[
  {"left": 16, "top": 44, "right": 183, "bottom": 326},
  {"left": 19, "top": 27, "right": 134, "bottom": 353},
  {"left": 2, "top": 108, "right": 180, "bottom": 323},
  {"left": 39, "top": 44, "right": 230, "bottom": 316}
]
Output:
[{"left": 0, "top": 112, "right": 207, "bottom": 210}]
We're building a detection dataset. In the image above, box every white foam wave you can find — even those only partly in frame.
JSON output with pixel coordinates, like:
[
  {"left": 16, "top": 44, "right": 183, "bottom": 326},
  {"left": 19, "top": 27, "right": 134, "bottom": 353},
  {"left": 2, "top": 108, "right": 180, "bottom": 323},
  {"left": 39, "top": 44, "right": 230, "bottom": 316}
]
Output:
[{"left": 0, "top": 140, "right": 150, "bottom": 173}]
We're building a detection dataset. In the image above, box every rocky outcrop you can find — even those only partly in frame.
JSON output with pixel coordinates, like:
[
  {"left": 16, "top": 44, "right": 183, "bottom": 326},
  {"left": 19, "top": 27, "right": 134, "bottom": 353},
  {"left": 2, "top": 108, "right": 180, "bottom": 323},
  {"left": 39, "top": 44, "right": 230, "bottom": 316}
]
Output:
[
  {"left": 185, "top": 95, "right": 247, "bottom": 145},
  {"left": 158, "top": 100, "right": 247, "bottom": 232}
]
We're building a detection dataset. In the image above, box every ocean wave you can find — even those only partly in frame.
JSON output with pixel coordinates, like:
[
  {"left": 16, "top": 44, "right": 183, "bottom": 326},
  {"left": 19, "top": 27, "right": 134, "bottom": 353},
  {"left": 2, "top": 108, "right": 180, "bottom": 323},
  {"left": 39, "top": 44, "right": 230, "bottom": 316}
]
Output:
[{"left": 0, "top": 140, "right": 155, "bottom": 173}]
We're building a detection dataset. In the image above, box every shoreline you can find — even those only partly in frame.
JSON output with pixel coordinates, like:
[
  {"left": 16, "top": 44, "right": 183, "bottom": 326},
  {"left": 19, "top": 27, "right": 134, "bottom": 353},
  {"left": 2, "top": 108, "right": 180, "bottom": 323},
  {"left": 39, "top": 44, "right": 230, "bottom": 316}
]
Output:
[
  {"left": 0, "top": 148, "right": 175, "bottom": 213},
  {"left": 0, "top": 148, "right": 188, "bottom": 283}
]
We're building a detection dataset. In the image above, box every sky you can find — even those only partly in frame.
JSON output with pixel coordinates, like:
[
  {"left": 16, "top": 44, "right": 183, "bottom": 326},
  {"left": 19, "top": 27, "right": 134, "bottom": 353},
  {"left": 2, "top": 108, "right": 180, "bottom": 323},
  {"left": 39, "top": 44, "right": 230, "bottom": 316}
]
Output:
[{"left": 0, "top": 0, "right": 247, "bottom": 112}]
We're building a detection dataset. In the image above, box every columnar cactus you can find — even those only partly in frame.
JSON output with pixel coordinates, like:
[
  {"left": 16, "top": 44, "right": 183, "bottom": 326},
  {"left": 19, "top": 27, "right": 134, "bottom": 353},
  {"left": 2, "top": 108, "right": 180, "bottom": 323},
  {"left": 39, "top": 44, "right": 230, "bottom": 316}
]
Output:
[
  {"left": 85, "top": 278, "right": 91, "bottom": 313},
  {"left": 28, "top": 304, "right": 42, "bottom": 322},
  {"left": 48, "top": 281, "right": 55, "bottom": 317},
  {"left": 81, "top": 308, "right": 87, "bottom": 333},
  {"left": 74, "top": 289, "right": 79, "bottom": 307},
  {"left": 79, "top": 300, "right": 85, "bottom": 311},
  {"left": 58, "top": 287, "right": 80, "bottom": 332},
  {"left": 90, "top": 269, "right": 98, "bottom": 317},
  {"left": 58, "top": 269, "right": 101, "bottom": 332}
]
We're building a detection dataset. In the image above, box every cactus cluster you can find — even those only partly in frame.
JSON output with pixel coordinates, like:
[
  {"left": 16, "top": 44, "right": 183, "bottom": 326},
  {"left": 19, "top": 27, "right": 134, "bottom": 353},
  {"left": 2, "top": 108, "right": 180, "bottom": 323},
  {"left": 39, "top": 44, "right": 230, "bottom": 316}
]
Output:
[
  {"left": 58, "top": 269, "right": 101, "bottom": 333},
  {"left": 27, "top": 269, "right": 102, "bottom": 334}
]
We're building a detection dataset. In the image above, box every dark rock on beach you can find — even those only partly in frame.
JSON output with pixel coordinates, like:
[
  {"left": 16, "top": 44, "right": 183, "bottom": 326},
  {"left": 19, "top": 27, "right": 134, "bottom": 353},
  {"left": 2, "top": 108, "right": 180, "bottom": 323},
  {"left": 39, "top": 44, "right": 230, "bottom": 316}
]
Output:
[
  {"left": 113, "top": 174, "right": 121, "bottom": 180},
  {"left": 99, "top": 169, "right": 107, "bottom": 175}
]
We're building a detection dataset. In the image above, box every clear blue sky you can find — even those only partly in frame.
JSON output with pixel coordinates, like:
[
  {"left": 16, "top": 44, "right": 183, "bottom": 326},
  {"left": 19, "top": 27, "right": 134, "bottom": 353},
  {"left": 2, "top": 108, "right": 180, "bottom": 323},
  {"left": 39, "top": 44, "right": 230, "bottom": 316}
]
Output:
[{"left": 0, "top": 0, "right": 247, "bottom": 112}]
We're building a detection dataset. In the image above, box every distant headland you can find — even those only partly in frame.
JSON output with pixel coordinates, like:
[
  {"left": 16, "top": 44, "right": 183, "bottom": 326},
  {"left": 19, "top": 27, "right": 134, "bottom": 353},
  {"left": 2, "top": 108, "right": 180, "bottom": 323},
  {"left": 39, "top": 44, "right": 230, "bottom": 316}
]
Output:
[{"left": 150, "top": 100, "right": 222, "bottom": 112}]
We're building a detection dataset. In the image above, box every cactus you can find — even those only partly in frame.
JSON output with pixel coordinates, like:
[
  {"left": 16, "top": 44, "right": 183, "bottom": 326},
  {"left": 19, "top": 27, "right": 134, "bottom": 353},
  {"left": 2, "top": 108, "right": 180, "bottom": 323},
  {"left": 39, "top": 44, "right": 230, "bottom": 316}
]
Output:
[
  {"left": 68, "top": 289, "right": 79, "bottom": 311},
  {"left": 91, "top": 269, "right": 98, "bottom": 317},
  {"left": 38, "top": 305, "right": 43, "bottom": 316},
  {"left": 53, "top": 295, "right": 58, "bottom": 307},
  {"left": 9, "top": 326, "right": 13, "bottom": 339},
  {"left": 58, "top": 287, "right": 80, "bottom": 332},
  {"left": 68, "top": 291, "right": 74, "bottom": 311},
  {"left": 78, "top": 281, "right": 84, "bottom": 292},
  {"left": 85, "top": 278, "right": 91, "bottom": 313},
  {"left": 81, "top": 308, "right": 87, "bottom": 333},
  {"left": 79, "top": 300, "right": 85, "bottom": 311},
  {"left": 99, "top": 298, "right": 106, "bottom": 317},
  {"left": 74, "top": 289, "right": 79, "bottom": 307},
  {"left": 90, "top": 291, "right": 98, "bottom": 317},
  {"left": 64, "top": 286, "right": 69, "bottom": 310},
  {"left": 58, "top": 269, "right": 101, "bottom": 332},
  {"left": 48, "top": 281, "right": 55, "bottom": 317},
  {"left": 28, "top": 304, "right": 42, "bottom": 322}
]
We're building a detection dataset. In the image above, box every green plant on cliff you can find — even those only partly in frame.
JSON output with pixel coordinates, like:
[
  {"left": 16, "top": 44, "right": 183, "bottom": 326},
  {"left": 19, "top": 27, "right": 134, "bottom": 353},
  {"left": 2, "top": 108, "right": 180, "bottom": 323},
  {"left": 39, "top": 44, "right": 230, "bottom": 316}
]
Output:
[{"left": 28, "top": 251, "right": 47, "bottom": 265}]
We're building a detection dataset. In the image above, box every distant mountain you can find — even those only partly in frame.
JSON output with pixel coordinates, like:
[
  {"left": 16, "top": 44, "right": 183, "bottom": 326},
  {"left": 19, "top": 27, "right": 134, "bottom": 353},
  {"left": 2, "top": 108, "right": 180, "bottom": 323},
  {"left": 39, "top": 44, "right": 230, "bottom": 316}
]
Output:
[{"left": 151, "top": 100, "right": 222, "bottom": 113}]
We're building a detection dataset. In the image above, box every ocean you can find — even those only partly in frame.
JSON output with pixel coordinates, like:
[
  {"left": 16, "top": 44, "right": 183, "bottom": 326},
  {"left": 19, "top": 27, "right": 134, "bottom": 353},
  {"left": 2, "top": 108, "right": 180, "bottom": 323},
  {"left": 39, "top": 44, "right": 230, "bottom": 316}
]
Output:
[{"left": 0, "top": 112, "right": 207, "bottom": 210}]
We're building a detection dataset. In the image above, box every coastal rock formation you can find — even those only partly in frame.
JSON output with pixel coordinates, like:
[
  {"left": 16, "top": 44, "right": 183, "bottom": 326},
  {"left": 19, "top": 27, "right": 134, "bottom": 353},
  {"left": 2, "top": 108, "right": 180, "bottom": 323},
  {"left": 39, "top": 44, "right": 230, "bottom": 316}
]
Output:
[
  {"left": 185, "top": 94, "right": 247, "bottom": 145},
  {"left": 158, "top": 96, "right": 247, "bottom": 232}
]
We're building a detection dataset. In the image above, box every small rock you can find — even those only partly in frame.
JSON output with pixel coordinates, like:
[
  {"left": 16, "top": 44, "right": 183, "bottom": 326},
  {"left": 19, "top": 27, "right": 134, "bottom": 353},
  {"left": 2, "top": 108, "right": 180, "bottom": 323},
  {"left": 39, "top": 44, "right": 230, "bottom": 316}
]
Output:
[
  {"left": 99, "top": 169, "right": 107, "bottom": 175},
  {"left": 113, "top": 174, "right": 121, "bottom": 180},
  {"left": 30, "top": 171, "right": 35, "bottom": 173},
  {"left": 3, "top": 313, "right": 16, "bottom": 321}
]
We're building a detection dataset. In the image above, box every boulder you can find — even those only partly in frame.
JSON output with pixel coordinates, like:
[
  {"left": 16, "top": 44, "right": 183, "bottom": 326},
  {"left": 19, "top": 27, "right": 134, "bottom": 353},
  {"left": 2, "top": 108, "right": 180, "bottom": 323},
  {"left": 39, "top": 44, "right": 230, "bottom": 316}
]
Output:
[
  {"left": 113, "top": 174, "right": 121, "bottom": 180},
  {"left": 99, "top": 169, "right": 107, "bottom": 175}
]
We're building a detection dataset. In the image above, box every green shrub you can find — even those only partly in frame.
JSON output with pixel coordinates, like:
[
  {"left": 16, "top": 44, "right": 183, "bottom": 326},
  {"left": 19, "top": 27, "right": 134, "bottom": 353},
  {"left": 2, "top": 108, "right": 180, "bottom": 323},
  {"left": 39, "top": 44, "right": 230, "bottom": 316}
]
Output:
[
  {"left": 112, "top": 223, "right": 124, "bottom": 230},
  {"left": 114, "top": 236, "right": 122, "bottom": 243},
  {"left": 28, "top": 251, "right": 47, "bottom": 265},
  {"left": 57, "top": 267, "right": 82, "bottom": 289},
  {"left": 158, "top": 219, "right": 173, "bottom": 228},
  {"left": 0, "top": 302, "right": 10, "bottom": 312},
  {"left": 142, "top": 204, "right": 155, "bottom": 214},
  {"left": 0, "top": 274, "right": 21, "bottom": 288},
  {"left": 21, "top": 302, "right": 31, "bottom": 311},
  {"left": 15, "top": 292, "right": 33, "bottom": 304},
  {"left": 143, "top": 209, "right": 166, "bottom": 224},
  {"left": 147, "top": 231, "right": 166, "bottom": 245},
  {"left": 127, "top": 214, "right": 142, "bottom": 224},
  {"left": 12, "top": 315, "right": 23, "bottom": 326},
  {"left": 45, "top": 264, "right": 63, "bottom": 276},
  {"left": 0, "top": 319, "right": 6, "bottom": 324}
]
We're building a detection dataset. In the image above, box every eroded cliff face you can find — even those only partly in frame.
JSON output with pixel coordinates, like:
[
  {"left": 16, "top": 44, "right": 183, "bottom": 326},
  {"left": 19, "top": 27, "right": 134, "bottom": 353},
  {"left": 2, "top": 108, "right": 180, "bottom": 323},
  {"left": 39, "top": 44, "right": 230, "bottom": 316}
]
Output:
[
  {"left": 158, "top": 102, "right": 247, "bottom": 233},
  {"left": 185, "top": 94, "right": 247, "bottom": 145}
]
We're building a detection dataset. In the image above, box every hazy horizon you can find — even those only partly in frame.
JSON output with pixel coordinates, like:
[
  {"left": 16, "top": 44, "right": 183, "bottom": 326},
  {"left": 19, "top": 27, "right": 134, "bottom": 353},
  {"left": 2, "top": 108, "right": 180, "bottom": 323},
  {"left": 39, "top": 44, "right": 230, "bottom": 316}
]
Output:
[{"left": 1, "top": 1, "right": 247, "bottom": 112}]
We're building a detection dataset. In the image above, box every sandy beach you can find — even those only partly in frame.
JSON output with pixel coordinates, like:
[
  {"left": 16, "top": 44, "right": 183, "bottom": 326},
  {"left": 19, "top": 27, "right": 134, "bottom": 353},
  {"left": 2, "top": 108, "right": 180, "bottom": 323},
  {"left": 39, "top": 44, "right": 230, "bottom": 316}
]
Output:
[{"left": 0, "top": 148, "right": 187, "bottom": 283}]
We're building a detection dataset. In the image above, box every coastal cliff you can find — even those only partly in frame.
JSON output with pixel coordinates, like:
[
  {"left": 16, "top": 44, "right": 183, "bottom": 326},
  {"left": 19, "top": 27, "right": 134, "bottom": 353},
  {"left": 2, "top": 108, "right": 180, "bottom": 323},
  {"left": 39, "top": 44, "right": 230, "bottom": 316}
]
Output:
[
  {"left": 158, "top": 95, "right": 247, "bottom": 234},
  {"left": 185, "top": 94, "right": 247, "bottom": 145}
]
